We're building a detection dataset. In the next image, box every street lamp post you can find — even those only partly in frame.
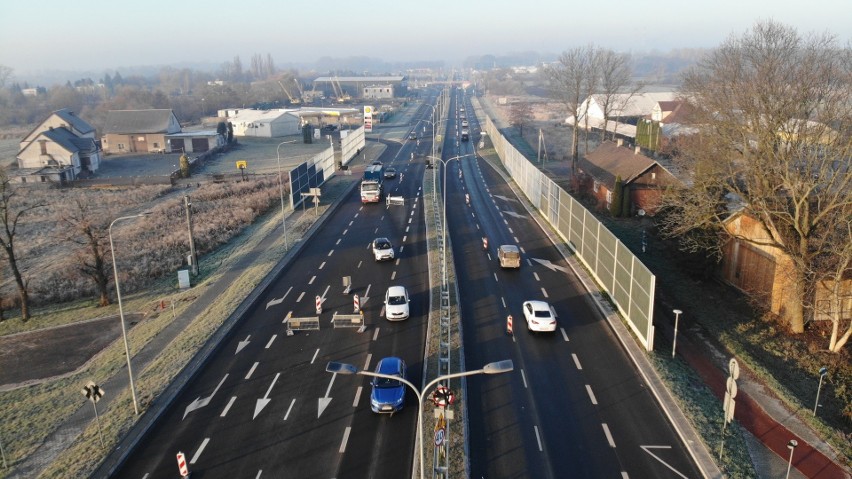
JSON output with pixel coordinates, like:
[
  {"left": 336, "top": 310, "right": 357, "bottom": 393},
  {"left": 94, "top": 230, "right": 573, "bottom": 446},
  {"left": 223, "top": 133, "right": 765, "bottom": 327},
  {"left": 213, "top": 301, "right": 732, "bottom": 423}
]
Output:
[
  {"left": 813, "top": 366, "right": 828, "bottom": 416},
  {"left": 672, "top": 309, "right": 682, "bottom": 359},
  {"left": 326, "top": 359, "right": 513, "bottom": 479},
  {"left": 785, "top": 439, "right": 798, "bottom": 479},
  {"left": 109, "top": 212, "right": 151, "bottom": 415},
  {"left": 276, "top": 140, "right": 296, "bottom": 249}
]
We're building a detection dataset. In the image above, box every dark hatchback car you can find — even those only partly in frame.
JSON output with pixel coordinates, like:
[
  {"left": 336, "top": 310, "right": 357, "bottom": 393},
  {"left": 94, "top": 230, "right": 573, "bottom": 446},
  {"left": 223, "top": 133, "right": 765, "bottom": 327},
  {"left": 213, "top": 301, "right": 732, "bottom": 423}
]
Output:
[{"left": 370, "top": 357, "right": 407, "bottom": 414}]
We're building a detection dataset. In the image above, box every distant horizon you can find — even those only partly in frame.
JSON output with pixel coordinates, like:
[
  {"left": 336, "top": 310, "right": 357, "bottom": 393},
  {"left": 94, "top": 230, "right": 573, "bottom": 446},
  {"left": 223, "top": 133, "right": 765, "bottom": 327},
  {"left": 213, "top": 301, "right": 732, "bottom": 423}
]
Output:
[{"left": 1, "top": 0, "right": 849, "bottom": 85}]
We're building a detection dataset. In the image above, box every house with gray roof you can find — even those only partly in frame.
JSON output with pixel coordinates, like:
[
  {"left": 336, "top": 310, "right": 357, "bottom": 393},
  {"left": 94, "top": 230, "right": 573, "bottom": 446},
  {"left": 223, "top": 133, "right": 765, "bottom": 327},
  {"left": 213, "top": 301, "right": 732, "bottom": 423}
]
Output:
[
  {"left": 101, "top": 109, "right": 181, "bottom": 154},
  {"left": 578, "top": 140, "right": 681, "bottom": 215},
  {"left": 14, "top": 109, "right": 101, "bottom": 184}
]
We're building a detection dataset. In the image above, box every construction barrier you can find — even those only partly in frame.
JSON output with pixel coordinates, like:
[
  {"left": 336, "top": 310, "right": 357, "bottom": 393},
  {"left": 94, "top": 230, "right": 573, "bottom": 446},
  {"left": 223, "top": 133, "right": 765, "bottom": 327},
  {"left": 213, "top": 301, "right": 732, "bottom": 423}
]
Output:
[
  {"left": 506, "top": 315, "right": 513, "bottom": 335},
  {"left": 315, "top": 295, "right": 323, "bottom": 314},
  {"left": 332, "top": 311, "right": 365, "bottom": 330},
  {"left": 386, "top": 195, "right": 405, "bottom": 206},
  {"left": 286, "top": 316, "right": 321, "bottom": 335},
  {"left": 353, "top": 294, "right": 361, "bottom": 313},
  {"left": 176, "top": 451, "right": 190, "bottom": 477}
]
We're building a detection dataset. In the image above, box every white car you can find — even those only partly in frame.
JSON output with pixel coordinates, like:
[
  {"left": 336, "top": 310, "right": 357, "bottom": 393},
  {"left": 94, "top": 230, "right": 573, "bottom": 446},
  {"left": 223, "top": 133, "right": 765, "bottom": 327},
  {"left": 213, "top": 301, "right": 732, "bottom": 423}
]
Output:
[
  {"left": 523, "top": 300, "right": 557, "bottom": 332},
  {"left": 384, "top": 286, "right": 410, "bottom": 320},
  {"left": 372, "top": 237, "right": 394, "bottom": 261}
]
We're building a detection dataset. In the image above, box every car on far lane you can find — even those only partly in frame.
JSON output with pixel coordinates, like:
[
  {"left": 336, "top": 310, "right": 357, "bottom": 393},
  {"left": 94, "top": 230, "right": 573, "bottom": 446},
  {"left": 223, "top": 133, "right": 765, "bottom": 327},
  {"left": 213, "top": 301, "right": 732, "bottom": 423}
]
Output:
[
  {"left": 384, "top": 167, "right": 397, "bottom": 179},
  {"left": 372, "top": 237, "right": 395, "bottom": 261},
  {"left": 523, "top": 300, "right": 557, "bottom": 332},
  {"left": 370, "top": 357, "right": 407, "bottom": 414},
  {"left": 384, "top": 286, "right": 410, "bottom": 320},
  {"left": 408, "top": 131, "right": 417, "bottom": 140}
]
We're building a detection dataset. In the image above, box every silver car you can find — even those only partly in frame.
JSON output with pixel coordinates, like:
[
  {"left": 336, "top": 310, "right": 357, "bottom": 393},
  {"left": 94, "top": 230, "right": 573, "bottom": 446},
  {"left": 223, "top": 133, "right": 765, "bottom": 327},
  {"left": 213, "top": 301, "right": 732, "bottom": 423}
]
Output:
[
  {"left": 372, "top": 237, "right": 394, "bottom": 261},
  {"left": 384, "top": 286, "right": 410, "bottom": 320}
]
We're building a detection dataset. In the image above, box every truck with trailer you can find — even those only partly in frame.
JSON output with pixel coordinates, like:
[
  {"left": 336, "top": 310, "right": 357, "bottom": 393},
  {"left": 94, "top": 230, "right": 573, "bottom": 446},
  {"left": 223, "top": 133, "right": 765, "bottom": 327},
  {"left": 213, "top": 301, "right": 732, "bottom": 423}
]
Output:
[{"left": 361, "top": 164, "right": 384, "bottom": 203}]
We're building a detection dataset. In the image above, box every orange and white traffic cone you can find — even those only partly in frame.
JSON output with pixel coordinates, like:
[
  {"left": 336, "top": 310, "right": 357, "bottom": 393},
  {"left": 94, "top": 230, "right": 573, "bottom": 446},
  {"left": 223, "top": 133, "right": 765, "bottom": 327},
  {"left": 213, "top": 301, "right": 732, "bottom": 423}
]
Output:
[{"left": 506, "top": 315, "right": 513, "bottom": 335}]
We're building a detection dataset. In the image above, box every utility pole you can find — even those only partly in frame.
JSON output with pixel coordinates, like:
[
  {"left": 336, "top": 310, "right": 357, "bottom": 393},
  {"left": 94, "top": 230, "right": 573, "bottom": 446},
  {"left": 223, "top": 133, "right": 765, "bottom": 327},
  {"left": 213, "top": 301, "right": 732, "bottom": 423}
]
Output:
[{"left": 184, "top": 195, "right": 198, "bottom": 276}]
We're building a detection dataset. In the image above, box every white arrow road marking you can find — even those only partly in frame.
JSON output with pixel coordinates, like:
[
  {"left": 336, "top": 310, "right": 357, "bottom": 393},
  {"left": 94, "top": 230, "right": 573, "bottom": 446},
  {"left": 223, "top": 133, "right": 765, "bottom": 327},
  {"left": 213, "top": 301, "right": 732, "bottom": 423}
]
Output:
[
  {"left": 265, "top": 287, "right": 292, "bottom": 309},
  {"left": 320, "top": 285, "right": 330, "bottom": 303},
  {"left": 640, "top": 446, "right": 689, "bottom": 478},
  {"left": 360, "top": 284, "right": 372, "bottom": 308},
  {"left": 253, "top": 372, "right": 280, "bottom": 419},
  {"left": 318, "top": 373, "right": 337, "bottom": 418},
  {"left": 502, "top": 210, "right": 525, "bottom": 219},
  {"left": 236, "top": 335, "right": 251, "bottom": 354},
  {"left": 531, "top": 258, "right": 571, "bottom": 274},
  {"left": 184, "top": 374, "right": 228, "bottom": 419}
]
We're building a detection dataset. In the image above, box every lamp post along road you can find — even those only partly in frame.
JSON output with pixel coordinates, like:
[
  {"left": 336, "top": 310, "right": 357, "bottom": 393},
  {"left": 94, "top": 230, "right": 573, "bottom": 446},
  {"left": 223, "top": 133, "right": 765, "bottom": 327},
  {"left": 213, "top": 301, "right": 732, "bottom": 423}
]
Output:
[
  {"left": 109, "top": 212, "right": 151, "bottom": 415},
  {"left": 672, "top": 309, "right": 682, "bottom": 359},
  {"left": 326, "top": 359, "right": 513, "bottom": 479},
  {"left": 429, "top": 154, "right": 474, "bottom": 287}
]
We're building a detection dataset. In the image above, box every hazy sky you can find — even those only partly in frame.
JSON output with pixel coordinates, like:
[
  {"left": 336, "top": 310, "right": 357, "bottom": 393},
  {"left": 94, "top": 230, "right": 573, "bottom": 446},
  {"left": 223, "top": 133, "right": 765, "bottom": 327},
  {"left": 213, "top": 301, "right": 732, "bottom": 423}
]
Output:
[{"left": 1, "top": 0, "right": 849, "bottom": 78}]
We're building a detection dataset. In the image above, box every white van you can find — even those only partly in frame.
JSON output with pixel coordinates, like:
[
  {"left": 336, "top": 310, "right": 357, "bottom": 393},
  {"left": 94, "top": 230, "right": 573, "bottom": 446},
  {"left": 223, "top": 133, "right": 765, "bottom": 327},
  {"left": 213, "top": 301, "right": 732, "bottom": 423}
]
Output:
[{"left": 498, "top": 245, "right": 521, "bottom": 269}]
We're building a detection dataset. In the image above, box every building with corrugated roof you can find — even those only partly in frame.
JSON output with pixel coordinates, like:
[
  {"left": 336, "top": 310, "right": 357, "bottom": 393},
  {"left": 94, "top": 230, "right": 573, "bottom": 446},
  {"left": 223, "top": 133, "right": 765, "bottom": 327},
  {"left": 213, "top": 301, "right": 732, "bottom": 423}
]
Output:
[{"left": 101, "top": 109, "right": 181, "bottom": 154}]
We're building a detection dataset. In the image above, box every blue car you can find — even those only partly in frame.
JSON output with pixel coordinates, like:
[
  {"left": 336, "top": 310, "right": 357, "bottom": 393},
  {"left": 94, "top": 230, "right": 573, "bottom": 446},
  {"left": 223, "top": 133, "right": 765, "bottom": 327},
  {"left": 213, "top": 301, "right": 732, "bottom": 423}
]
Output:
[{"left": 370, "top": 357, "right": 407, "bottom": 414}]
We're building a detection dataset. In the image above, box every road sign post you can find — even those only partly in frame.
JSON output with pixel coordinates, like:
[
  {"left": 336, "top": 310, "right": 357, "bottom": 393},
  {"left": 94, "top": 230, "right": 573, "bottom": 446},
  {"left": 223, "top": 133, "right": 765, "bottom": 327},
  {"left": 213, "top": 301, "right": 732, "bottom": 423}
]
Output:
[{"left": 82, "top": 381, "right": 105, "bottom": 448}]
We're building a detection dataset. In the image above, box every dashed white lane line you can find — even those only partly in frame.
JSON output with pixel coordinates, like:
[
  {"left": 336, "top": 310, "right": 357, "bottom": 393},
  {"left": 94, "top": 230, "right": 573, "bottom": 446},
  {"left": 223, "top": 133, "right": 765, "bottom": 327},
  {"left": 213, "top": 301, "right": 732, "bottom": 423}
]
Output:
[
  {"left": 220, "top": 396, "right": 237, "bottom": 417},
  {"left": 534, "top": 426, "right": 543, "bottom": 451},
  {"left": 311, "top": 348, "right": 320, "bottom": 364},
  {"left": 572, "top": 353, "right": 583, "bottom": 370},
  {"left": 339, "top": 427, "right": 352, "bottom": 453},
  {"left": 363, "top": 354, "right": 372, "bottom": 371},
  {"left": 309, "top": 275, "right": 316, "bottom": 285},
  {"left": 514, "top": 236, "right": 520, "bottom": 243},
  {"left": 335, "top": 239, "right": 341, "bottom": 245},
  {"left": 403, "top": 235, "right": 407, "bottom": 242},
  {"left": 602, "top": 423, "right": 616, "bottom": 447},
  {"left": 190, "top": 437, "right": 210, "bottom": 464},
  {"left": 586, "top": 385, "right": 598, "bottom": 405},
  {"left": 343, "top": 228, "right": 348, "bottom": 235},
  {"left": 509, "top": 227, "right": 514, "bottom": 234},
  {"left": 327, "top": 249, "right": 335, "bottom": 257},
  {"left": 493, "top": 272, "right": 499, "bottom": 282},
  {"left": 255, "top": 470, "right": 263, "bottom": 478},
  {"left": 395, "top": 258, "right": 400, "bottom": 266},
  {"left": 353, "top": 386, "right": 363, "bottom": 407},
  {"left": 319, "top": 261, "right": 326, "bottom": 270},
  {"left": 408, "top": 217, "right": 412, "bottom": 224},
  {"left": 348, "top": 220, "right": 354, "bottom": 227},
  {"left": 520, "top": 246, "right": 526, "bottom": 254},
  {"left": 391, "top": 271, "right": 397, "bottom": 280},
  {"left": 533, "top": 272, "right": 540, "bottom": 281},
  {"left": 560, "top": 328, "right": 569, "bottom": 342},
  {"left": 541, "top": 287, "right": 549, "bottom": 298},
  {"left": 372, "top": 327, "right": 380, "bottom": 341},
  {"left": 358, "top": 260, "right": 363, "bottom": 269},
  {"left": 501, "top": 297, "right": 506, "bottom": 308},
  {"left": 297, "top": 292, "right": 305, "bottom": 302},
  {"left": 621, "top": 472, "right": 629, "bottom": 479},
  {"left": 405, "top": 226, "right": 410, "bottom": 233},
  {"left": 520, "top": 369, "right": 528, "bottom": 388},
  {"left": 400, "top": 246, "right": 404, "bottom": 253},
  {"left": 246, "top": 362, "right": 259, "bottom": 379},
  {"left": 283, "top": 398, "right": 296, "bottom": 421},
  {"left": 265, "top": 335, "right": 277, "bottom": 349}
]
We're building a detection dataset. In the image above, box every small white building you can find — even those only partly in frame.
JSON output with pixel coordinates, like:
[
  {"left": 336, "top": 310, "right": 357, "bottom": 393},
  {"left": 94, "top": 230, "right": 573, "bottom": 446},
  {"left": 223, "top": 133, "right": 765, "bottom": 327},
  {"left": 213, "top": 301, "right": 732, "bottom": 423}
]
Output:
[
  {"left": 363, "top": 85, "right": 394, "bottom": 100},
  {"left": 219, "top": 108, "right": 302, "bottom": 137}
]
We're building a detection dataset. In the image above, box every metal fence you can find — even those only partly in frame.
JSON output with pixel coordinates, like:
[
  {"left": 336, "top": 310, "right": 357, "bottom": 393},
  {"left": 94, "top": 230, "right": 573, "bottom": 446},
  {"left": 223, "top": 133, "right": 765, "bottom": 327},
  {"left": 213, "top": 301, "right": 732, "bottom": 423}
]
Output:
[{"left": 482, "top": 114, "right": 656, "bottom": 351}]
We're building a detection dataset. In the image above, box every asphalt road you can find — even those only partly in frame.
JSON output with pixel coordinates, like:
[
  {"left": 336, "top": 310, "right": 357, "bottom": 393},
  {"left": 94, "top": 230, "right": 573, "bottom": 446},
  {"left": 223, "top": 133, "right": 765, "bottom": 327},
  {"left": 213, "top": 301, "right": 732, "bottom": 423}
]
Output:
[
  {"left": 113, "top": 99, "right": 438, "bottom": 478},
  {"left": 446, "top": 90, "right": 703, "bottom": 478}
]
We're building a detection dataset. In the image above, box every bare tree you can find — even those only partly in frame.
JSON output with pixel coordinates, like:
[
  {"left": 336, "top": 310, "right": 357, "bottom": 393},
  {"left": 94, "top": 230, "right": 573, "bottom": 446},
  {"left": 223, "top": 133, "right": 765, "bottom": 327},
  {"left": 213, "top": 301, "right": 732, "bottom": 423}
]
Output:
[
  {"left": 0, "top": 172, "right": 47, "bottom": 321},
  {"left": 59, "top": 199, "right": 114, "bottom": 307},
  {"left": 816, "top": 219, "right": 852, "bottom": 352},
  {"left": 509, "top": 102, "right": 534, "bottom": 137},
  {"left": 596, "top": 49, "right": 643, "bottom": 142},
  {"left": 545, "top": 45, "right": 599, "bottom": 175},
  {"left": 658, "top": 21, "right": 852, "bottom": 335}
]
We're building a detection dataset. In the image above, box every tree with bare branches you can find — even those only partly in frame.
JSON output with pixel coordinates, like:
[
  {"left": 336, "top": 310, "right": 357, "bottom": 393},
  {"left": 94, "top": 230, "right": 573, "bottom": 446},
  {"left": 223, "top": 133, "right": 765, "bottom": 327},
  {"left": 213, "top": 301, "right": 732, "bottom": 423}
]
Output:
[
  {"left": 0, "top": 172, "right": 47, "bottom": 321},
  {"left": 544, "top": 45, "right": 598, "bottom": 175},
  {"left": 596, "top": 49, "right": 643, "bottom": 142},
  {"left": 509, "top": 102, "right": 533, "bottom": 137},
  {"left": 657, "top": 21, "right": 852, "bottom": 337},
  {"left": 59, "top": 199, "right": 115, "bottom": 307}
]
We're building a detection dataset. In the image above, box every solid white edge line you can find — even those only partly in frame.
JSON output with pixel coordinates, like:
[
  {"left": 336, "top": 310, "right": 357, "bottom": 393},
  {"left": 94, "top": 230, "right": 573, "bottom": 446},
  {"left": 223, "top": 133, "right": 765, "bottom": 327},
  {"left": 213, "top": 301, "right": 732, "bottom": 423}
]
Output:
[
  {"left": 586, "top": 385, "right": 598, "bottom": 405},
  {"left": 190, "top": 437, "right": 210, "bottom": 464},
  {"left": 534, "top": 426, "right": 543, "bottom": 451},
  {"left": 220, "top": 396, "right": 237, "bottom": 417},
  {"left": 354, "top": 386, "right": 363, "bottom": 407},
  {"left": 283, "top": 398, "right": 296, "bottom": 421},
  {"left": 572, "top": 353, "right": 582, "bottom": 370},
  {"left": 339, "top": 427, "right": 352, "bottom": 453},
  {"left": 602, "top": 423, "right": 616, "bottom": 447}
]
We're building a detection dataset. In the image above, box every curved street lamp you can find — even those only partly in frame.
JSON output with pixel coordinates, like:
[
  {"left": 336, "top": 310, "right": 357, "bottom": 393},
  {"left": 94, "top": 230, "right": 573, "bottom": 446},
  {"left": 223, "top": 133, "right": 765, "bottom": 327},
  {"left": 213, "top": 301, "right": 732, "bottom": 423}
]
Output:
[
  {"left": 326, "top": 359, "right": 513, "bottom": 479},
  {"left": 109, "top": 212, "right": 151, "bottom": 415},
  {"left": 427, "top": 153, "right": 474, "bottom": 287}
]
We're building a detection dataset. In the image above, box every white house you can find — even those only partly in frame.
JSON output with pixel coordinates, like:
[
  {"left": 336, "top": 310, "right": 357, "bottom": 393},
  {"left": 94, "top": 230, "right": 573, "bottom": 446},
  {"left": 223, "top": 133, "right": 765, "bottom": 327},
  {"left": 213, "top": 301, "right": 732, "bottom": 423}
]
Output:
[
  {"left": 219, "top": 108, "right": 302, "bottom": 137},
  {"left": 14, "top": 109, "right": 101, "bottom": 184},
  {"left": 567, "top": 92, "right": 677, "bottom": 138}
]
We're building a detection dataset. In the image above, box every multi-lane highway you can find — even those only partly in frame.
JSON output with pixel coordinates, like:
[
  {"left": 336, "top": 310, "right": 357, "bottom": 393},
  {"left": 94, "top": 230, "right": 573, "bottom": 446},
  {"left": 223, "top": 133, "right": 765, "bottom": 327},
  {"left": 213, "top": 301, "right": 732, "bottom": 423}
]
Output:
[
  {"left": 112, "top": 87, "right": 703, "bottom": 478},
  {"left": 444, "top": 89, "right": 702, "bottom": 478},
  {"left": 114, "top": 96, "right": 441, "bottom": 478}
]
